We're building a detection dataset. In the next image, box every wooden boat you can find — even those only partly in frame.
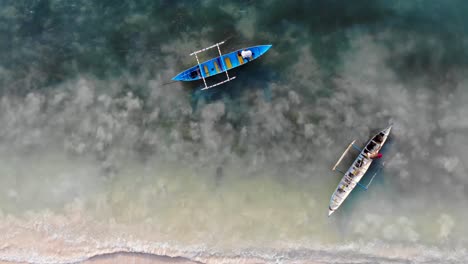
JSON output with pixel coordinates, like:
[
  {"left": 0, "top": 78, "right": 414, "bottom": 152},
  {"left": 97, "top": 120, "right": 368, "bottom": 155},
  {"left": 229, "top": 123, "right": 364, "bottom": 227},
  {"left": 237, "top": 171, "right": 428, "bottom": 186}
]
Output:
[
  {"left": 328, "top": 126, "right": 392, "bottom": 216},
  {"left": 172, "top": 41, "right": 272, "bottom": 90}
]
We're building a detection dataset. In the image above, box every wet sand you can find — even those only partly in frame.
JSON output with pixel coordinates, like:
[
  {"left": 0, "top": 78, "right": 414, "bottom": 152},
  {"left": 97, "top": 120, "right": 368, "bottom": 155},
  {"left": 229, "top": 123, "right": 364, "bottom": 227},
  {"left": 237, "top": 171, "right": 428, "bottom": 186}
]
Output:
[
  {"left": 0, "top": 252, "right": 276, "bottom": 264},
  {"left": 0, "top": 253, "right": 198, "bottom": 264},
  {"left": 79, "top": 252, "right": 199, "bottom": 264},
  {"left": 81, "top": 254, "right": 322, "bottom": 264}
]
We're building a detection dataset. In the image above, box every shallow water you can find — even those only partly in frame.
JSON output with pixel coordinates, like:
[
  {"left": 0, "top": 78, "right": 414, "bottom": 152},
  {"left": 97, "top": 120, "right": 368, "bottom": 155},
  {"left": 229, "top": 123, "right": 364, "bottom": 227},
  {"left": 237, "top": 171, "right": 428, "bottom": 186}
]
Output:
[{"left": 0, "top": 1, "right": 468, "bottom": 263}]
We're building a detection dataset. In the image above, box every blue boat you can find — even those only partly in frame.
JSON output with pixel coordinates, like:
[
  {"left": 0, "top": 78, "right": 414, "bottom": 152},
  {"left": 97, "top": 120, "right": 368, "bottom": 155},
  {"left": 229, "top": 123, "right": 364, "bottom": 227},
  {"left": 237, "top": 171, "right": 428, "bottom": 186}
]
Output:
[{"left": 172, "top": 42, "right": 272, "bottom": 90}]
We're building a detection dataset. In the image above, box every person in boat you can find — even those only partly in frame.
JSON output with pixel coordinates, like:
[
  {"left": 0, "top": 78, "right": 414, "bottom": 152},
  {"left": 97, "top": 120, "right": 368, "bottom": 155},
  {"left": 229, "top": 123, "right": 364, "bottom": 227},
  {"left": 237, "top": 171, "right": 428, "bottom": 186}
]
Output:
[
  {"left": 368, "top": 152, "right": 383, "bottom": 159},
  {"left": 241, "top": 49, "right": 253, "bottom": 61}
]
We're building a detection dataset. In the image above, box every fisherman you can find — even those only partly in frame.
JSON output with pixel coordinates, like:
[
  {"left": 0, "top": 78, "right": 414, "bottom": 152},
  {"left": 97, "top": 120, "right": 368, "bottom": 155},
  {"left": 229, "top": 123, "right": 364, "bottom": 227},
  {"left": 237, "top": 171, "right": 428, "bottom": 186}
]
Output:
[
  {"left": 241, "top": 49, "right": 253, "bottom": 61},
  {"left": 368, "top": 152, "right": 383, "bottom": 159}
]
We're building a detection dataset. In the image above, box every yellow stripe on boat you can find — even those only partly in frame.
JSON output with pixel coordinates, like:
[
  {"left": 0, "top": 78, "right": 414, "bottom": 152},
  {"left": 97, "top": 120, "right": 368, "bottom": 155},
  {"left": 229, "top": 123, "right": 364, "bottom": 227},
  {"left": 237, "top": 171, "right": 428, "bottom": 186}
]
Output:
[
  {"left": 214, "top": 61, "right": 220, "bottom": 73},
  {"left": 224, "top": 57, "right": 232, "bottom": 69},
  {"left": 237, "top": 53, "right": 244, "bottom": 64},
  {"left": 203, "top": 65, "right": 210, "bottom": 76}
]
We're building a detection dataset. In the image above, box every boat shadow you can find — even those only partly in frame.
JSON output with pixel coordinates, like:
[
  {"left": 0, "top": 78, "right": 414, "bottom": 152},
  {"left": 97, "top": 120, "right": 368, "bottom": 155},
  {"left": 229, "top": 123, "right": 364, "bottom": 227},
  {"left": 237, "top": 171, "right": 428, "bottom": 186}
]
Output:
[{"left": 187, "top": 61, "right": 277, "bottom": 112}]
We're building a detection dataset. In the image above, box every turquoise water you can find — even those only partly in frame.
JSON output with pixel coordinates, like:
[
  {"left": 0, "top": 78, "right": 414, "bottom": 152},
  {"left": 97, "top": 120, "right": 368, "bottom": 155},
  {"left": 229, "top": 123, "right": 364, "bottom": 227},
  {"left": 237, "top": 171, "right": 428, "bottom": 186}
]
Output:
[{"left": 0, "top": 1, "right": 468, "bottom": 263}]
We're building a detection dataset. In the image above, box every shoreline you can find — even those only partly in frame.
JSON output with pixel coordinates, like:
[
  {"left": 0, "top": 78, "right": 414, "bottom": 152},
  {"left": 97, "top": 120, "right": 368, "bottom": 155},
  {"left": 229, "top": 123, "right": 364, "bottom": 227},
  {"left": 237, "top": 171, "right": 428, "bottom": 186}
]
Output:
[
  {"left": 79, "top": 252, "right": 200, "bottom": 264},
  {"left": 0, "top": 252, "right": 273, "bottom": 264},
  {"left": 0, "top": 252, "right": 199, "bottom": 264},
  {"left": 0, "top": 244, "right": 466, "bottom": 264}
]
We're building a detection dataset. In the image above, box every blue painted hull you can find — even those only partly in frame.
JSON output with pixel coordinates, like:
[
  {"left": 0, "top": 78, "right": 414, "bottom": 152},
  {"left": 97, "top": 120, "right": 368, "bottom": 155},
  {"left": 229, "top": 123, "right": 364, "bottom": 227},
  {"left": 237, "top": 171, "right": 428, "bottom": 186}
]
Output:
[{"left": 172, "top": 45, "right": 272, "bottom": 81}]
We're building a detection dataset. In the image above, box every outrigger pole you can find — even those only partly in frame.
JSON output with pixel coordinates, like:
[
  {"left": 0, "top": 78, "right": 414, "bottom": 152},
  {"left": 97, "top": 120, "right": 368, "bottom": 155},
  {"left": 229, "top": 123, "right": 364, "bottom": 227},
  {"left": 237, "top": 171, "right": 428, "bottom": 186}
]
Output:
[
  {"left": 190, "top": 41, "right": 236, "bottom": 90},
  {"left": 189, "top": 41, "right": 226, "bottom": 56},
  {"left": 191, "top": 50, "right": 209, "bottom": 89},
  {"left": 332, "top": 140, "right": 356, "bottom": 172},
  {"left": 217, "top": 43, "right": 231, "bottom": 80},
  {"left": 356, "top": 163, "right": 384, "bottom": 191}
]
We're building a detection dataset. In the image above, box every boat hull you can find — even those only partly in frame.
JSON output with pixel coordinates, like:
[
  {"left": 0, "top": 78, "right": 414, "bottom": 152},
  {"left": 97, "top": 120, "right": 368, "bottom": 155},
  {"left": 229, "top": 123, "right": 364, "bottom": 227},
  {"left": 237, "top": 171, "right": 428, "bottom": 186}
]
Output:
[
  {"left": 328, "top": 126, "right": 392, "bottom": 216},
  {"left": 172, "top": 45, "right": 272, "bottom": 82}
]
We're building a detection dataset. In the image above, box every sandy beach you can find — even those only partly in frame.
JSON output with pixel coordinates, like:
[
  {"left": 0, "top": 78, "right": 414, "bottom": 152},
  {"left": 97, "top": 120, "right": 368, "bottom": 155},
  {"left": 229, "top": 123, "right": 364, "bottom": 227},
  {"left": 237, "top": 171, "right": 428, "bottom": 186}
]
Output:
[
  {"left": 0, "top": 252, "right": 278, "bottom": 264},
  {"left": 79, "top": 253, "right": 324, "bottom": 264},
  {"left": 0, "top": 253, "right": 199, "bottom": 264},
  {"left": 79, "top": 253, "right": 199, "bottom": 264}
]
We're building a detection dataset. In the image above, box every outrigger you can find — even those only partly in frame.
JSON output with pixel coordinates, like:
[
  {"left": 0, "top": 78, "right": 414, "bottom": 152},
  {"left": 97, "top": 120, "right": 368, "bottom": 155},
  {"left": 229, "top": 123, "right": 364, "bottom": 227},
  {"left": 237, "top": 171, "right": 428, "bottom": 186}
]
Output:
[
  {"left": 328, "top": 126, "right": 392, "bottom": 216},
  {"left": 172, "top": 40, "right": 272, "bottom": 90}
]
